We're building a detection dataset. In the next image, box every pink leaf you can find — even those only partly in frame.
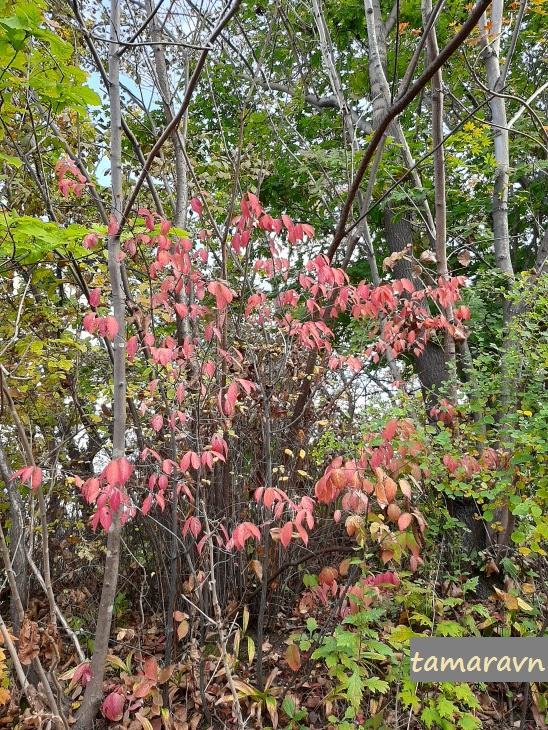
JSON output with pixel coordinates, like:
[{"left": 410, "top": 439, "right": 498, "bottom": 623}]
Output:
[
  {"left": 83, "top": 233, "right": 99, "bottom": 249},
  {"left": 280, "top": 521, "right": 293, "bottom": 549},
  {"left": 99, "top": 507, "right": 112, "bottom": 531},
  {"left": 88, "top": 288, "right": 101, "bottom": 307},
  {"left": 30, "top": 467, "right": 42, "bottom": 489},
  {"left": 142, "top": 494, "right": 153, "bottom": 516},
  {"left": 83, "top": 312, "right": 97, "bottom": 334},
  {"left": 73, "top": 662, "right": 92, "bottom": 687},
  {"left": 108, "top": 215, "right": 119, "bottom": 236},
  {"left": 397, "top": 513, "right": 413, "bottom": 531},
  {"left": 151, "top": 414, "right": 163, "bottom": 432},
  {"left": 104, "top": 316, "right": 119, "bottom": 340},
  {"left": 126, "top": 335, "right": 138, "bottom": 361},
  {"left": 102, "top": 457, "right": 133, "bottom": 487},
  {"left": 190, "top": 197, "right": 203, "bottom": 216},
  {"left": 102, "top": 692, "right": 124, "bottom": 721},
  {"left": 110, "top": 489, "right": 121, "bottom": 513}
]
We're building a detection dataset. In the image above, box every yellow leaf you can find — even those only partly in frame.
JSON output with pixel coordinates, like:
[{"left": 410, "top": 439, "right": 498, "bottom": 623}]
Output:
[
  {"left": 247, "top": 636, "right": 255, "bottom": 665},
  {"left": 0, "top": 687, "right": 10, "bottom": 704},
  {"left": 299, "top": 449, "right": 306, "bottom": 459},
  {"left": 284, "top": 449, "right": 294, "bottom": 457}
]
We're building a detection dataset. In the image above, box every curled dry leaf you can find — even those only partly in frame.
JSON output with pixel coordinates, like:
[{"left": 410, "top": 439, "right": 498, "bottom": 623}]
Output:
[
  {"left": 41, "top": 623, "right": 62, "bottom": 666},
  {"left": 345, "top": 515, "right": 362, "bottom": 536},
  {"left": 419, "top": 250, "right": 437, "bottom": 265},
  {"left": 485, "top": 558, "right": 500, "bottom": 577},
  {"left": 383, "top": 249, "right": 406, "bottom": 271},
  {"left": 18, "top": 616, "right": 39, "bottom": 666},
  {"left": 457, "top": 249, "right": 471, "bottom": 266},
  {"left": 249, "top": 559, "right": 263, "bottom": 582}
]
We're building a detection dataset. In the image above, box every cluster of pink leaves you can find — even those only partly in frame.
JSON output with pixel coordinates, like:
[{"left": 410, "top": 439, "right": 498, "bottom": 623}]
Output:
[
  {"left": 442, "top": 446, "right": 504, "bottom": 477},
  {"left": 74, "top": 457, "right": 134, "bottom": 532},
  {"left": 299, "top": 563, "right": 400, "bottom": 618},
  {"left": 54, "top": 157, "right": 91, "bottom": 199},
  {"left": 74, "top": 192, "right": 468, "bottom": 554}
]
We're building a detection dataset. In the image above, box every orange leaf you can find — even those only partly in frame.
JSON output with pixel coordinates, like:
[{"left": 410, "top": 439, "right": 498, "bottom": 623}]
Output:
[{"left": 285, "top": 644, "right": 301, "bottom": 671}]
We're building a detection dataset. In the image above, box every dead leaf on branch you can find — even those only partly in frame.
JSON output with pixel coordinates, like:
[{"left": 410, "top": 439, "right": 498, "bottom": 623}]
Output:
[
  {"left": 383, "top": 248, "right": 408, "bottom": 271},
  {"left": 17, "top": 616, "right": 39, "bottom": 666},
  {"left": 457, "top": 249, "right": 471, "bottom": 266},
  {"left": 419, "top": 250, "right": 437, "bottom": 265},
  {"left": 249, "top": 559, "right": 263, "bottom": 582},
  {"left": 41, "top": 623, "right": 62, "bottom": 666}
]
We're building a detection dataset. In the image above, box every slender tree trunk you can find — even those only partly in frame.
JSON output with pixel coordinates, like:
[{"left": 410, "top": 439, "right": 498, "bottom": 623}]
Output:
[
  {"left": 74, "top": 0, "right": 127, "bottom": 726},
  {"left": 479, "top": 2, "right": 516, "bottom": 554},
  {"left": 0, "top": 439, "right": 28, "bottom": 635}
]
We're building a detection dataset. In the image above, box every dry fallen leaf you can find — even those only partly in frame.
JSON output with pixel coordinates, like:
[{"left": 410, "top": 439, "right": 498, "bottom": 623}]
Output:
[{"left": 17, "top": 616, "right": 39, "bottom": 666}]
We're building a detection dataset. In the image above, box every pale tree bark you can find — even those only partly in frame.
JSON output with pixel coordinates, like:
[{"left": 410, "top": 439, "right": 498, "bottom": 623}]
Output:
[
  {"left": 423, "top": 0, "right": 456, "bottom": 382},
  {"left": 479, "top": 2, "right": 516, "bottom": 554},
  {"left": 144, "top": 0, "right": 188, "bottom": 228},
  {"left": 74, "top": 0, "right": 126, "bottom": 726},
  {"left": 312, "top": 0, "right": 403, "bottom": 384},
  {"left": 480, "top": 1, "right": 513, "bottom": 285}
]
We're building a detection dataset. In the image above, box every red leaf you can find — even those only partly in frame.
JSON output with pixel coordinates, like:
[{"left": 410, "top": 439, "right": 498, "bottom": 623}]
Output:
[
  {"left": 108, "top": 215, "right": 119, "bottom": 236},
  {"left": 315, "top": 476, "right": 336, "bottom": 504},
  {"left": 381, "top": 419, "right": 398, "bottom": 442},
  {"left": 104, "top": 316, "right": 119, "bottom": 340},
  {"left": 224, "top": 381, "right": 239, "bottom": 415},
  {"left": 88, "top": 288, "right": 101, "bottom": 307},
  {"left": 30, "top": 467, "right": 42, "bottom": 489},
  {"left": 102, "top": 692, "right": 124, "bottom": 721},
  {"left": 207, "top": 281, "right": 234, "bottom": 311},
  {"left": 144, "top": 656, "right": 158, "bottom": 680},
  {"left": 190, "top": 197, "right": 203, "bottom": 216},
  {"left": 151, "top": 414, "right": 163, "bottom": 432},
  {"left": 285, "top": 644, "right": 301, "bottom": 671},
  {"left": 280, "top": 521, "right": 293, "bottom": 549},
  {"left": 126, "top": 335, "right": 138, "bottom": 361},
  {"left": 142, "top": 494, "right": 153, "bottom": 516},
  {"left": 102, "top": 457, "right": 133, "bottom": 487}
]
